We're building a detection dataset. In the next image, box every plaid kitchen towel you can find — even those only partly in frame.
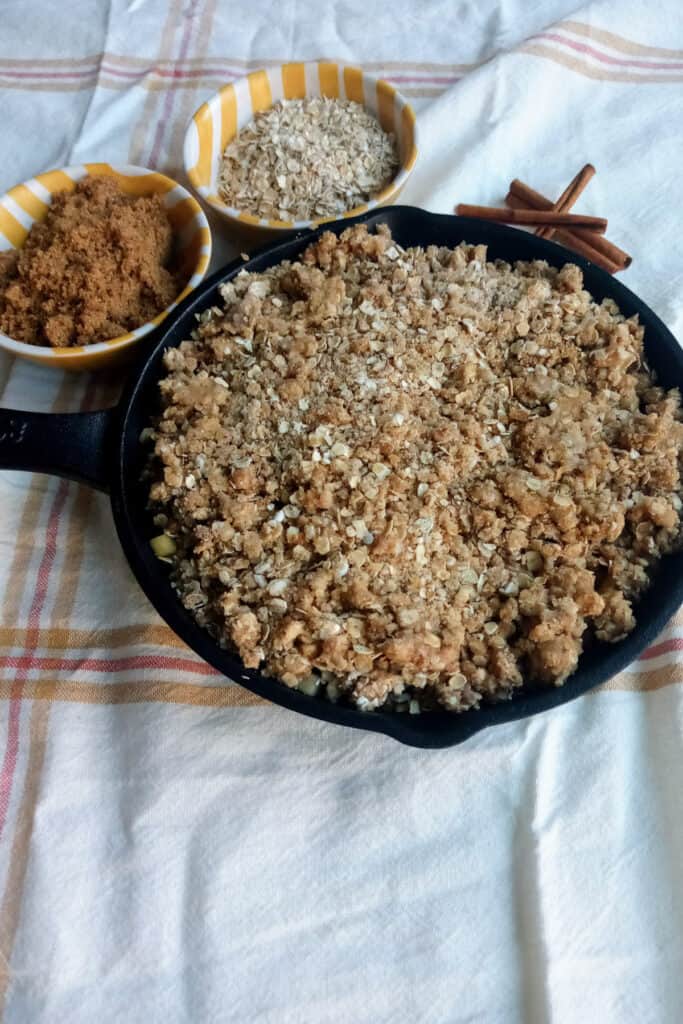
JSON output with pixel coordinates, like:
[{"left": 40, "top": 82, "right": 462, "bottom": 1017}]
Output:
[{"left": 1, "top": 1, "right": 682, "bottom": 1021}]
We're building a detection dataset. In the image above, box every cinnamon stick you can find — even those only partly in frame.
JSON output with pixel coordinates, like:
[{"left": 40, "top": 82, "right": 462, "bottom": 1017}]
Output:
[
  {"left": 506, "top": 193, "right": 620, "bottom": 273},
  {"left": 455, "top": 204, "right": 607, "bottom": 233},
  {"left": 536, "top": 163, "right": 595, "bottom": 239},
  {"left": 508, "top": 179, "right": 631, "bottom": 268}
]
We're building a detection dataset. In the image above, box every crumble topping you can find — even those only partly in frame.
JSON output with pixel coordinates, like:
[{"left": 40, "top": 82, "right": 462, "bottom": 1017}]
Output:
[{"left": 146, "top": 224, "right": 683, "bottom": 712}]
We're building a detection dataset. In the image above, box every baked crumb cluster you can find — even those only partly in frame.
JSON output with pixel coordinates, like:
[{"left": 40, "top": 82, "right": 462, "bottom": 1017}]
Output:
[{"left": 146, "top": 225, "right": 683, "bottom": 712}]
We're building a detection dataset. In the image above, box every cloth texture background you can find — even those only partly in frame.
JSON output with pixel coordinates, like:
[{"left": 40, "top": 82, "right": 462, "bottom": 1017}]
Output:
[{"left": 1, "top": 1, "right": 683, "bottom": 1021}]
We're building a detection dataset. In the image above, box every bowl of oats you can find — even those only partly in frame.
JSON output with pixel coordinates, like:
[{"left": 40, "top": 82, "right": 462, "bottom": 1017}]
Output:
[{"left": 183, "top": 62, "right": 418, "bottom": 236}]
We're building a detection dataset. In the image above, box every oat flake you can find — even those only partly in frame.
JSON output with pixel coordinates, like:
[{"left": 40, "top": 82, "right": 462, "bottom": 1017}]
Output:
[{"left": 218, "top": 97, "right": 399, "bottom": 221}]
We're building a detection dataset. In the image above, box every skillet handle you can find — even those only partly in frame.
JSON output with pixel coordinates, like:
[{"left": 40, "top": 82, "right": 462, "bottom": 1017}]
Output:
[{"left": 0, "top": 407, "right": 115, "bottom": 493}]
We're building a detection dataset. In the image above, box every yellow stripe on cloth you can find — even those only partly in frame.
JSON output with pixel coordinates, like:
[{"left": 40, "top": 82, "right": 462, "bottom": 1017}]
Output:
[{"left": 0, "top": 679, "right": 267, "bottom": 708}]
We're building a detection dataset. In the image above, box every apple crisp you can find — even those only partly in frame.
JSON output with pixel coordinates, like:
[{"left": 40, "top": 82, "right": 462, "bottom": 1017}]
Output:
[{"left": 145, "top": 224, "right": 683, "bottom": 712}]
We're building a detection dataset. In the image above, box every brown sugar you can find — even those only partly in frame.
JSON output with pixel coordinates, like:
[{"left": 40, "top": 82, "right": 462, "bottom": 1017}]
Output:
[{"left": 0, "top": 175, "right": 181, "bottom": 347}]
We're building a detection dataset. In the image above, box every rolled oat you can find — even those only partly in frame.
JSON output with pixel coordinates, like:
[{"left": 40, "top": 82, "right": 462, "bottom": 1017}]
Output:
[{"left": 218, "top": 98, "right": 398, "bottom": 221}]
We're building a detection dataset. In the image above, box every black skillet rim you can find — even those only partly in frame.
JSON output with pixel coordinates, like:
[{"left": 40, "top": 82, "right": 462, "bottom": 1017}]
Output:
[{"left": 109, "top": 206, "right": 683, "bottom": 748}]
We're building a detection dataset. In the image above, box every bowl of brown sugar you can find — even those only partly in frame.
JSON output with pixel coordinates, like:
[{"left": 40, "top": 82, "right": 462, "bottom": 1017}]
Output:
[{"left": 0, "top": 164, "right": 212, "bottom": 371}]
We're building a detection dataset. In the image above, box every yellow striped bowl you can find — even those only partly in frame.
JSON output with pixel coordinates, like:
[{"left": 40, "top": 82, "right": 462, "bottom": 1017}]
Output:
[
  {"left": 0, "top": 164, "right": 212, "bottom": 371},
  {"left": 184, "top": 62, "right": 418, "bottom": 236}
]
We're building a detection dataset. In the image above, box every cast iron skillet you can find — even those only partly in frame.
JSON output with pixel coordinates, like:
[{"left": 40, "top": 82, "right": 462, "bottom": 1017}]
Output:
[{"left": 2, "top": 206, "right": 683, "bottom": 748}]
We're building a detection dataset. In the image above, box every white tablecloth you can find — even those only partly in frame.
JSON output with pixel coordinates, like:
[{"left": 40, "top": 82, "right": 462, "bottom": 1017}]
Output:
[{"left": 1, "top": 2, "right": 683, "bottom": 1021}]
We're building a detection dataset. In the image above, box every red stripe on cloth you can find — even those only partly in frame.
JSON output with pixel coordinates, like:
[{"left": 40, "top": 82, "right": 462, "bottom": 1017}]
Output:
[
  {"left": 105, "top": 64, "right": 236, "bottom": 81},
  {"left": 537, "top": 32, "right": 683, "bottom": 70},
  {"left": 0, "top": 63, "right": 461, "bottom": 86},
  {"left": 638, "top": 637, "right": 683, "bottom": 660},
  {"left": 107, "top": 64, "right": 222, "bottom": 80},
  {"left": 382, "top": 73, "right": 460, "bottom": 84},
  {"left": 0, "top": 697, "right": 20, "bottom": 839},
  {"left": 0, "top": 653, "right": 221, "bottom": 675},
  {"left": 147, "top": 4, "right": 199, "bottom": 167},
  {"left": 0, "top": 479, "right": 70, "bottom": 838}
]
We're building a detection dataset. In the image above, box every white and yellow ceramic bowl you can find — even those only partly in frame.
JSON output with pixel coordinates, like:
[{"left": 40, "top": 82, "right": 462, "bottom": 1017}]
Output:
[
  {"left": 183, "top": 61, "right": 418, "bottom": 236},
  {"left": 0, "top": 163, "right": 212, "bottom": 371}
]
